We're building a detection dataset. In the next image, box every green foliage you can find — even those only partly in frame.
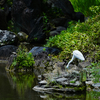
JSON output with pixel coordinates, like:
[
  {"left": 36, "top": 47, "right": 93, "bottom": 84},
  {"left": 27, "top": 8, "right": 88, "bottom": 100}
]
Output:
[
  {"left": 89, "top": 6, "right": 100, "bottom": 16},
  {"left": 45, "top": 15, "right": 100, "bottom": 60},
  {"left": 70, "top": 0, "right": 100, "bottom": 16},
  {"left": 87, "top": 62, "right": 100, "bottom": 83},
  {"left": 11, "top": 46, "right": 35, "bottom": 70},
  {"left": 0, "top": 6, "right": 4, "bottom": 10},
  {"left": 43, "top": 47, "right": 46, "bottom": 51}
]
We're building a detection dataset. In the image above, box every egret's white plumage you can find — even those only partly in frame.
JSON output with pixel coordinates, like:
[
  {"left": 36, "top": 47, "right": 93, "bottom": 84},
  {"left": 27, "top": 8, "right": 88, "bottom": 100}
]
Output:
[{"left": 66, "top": 50, "right": 85, "bottom": 68}]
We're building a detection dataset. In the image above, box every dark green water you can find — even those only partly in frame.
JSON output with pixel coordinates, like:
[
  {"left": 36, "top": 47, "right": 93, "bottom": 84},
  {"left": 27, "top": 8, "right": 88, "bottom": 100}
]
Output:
[
  {"left": 0, "top": 63, "right": 42, "bottom": 100},
  {"left": 0, "top": 63, "right": 100, "bottom": 100}
]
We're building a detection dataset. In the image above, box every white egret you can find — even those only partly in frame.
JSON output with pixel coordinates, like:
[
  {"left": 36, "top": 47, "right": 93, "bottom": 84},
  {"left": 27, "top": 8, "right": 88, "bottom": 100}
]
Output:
[{"left": 66, "top": 50, "right": 85, "bottom": 68}]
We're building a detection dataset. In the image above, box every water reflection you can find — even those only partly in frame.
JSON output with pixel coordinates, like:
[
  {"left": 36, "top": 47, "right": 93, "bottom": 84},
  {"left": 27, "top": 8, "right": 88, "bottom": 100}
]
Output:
[
  {"left": 7, "top": 72, "right": 36, "bottom": 97},
  {"left": 0, "top": 63, "right": 100, "bottom": 100},
  {"left": 37, "top": 92, "right": 86, "bottom": 100},
  {"left": 0, "top": 63, "right": 42, "bottom": 100}
]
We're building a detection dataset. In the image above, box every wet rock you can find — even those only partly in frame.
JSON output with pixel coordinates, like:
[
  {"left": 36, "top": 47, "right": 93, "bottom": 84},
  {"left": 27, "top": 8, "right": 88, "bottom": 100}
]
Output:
[
  {"left": 33, "top": 69, "right": 86, "bottom": 93},
  {"left": 0, "top": 30, "right": 18, "bottom": 46},
  {"left": 33, "top": 86, "right": 53, "bottom": 92},
  {"left": 0, "top": 45, "right": 17, "bottom": 59}
]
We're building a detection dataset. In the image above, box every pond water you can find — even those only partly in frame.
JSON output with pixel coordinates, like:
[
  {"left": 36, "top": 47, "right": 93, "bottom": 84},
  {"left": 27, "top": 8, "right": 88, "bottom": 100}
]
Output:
[{"left": 0, "top": 63, "right": 100, "bottom": 100}]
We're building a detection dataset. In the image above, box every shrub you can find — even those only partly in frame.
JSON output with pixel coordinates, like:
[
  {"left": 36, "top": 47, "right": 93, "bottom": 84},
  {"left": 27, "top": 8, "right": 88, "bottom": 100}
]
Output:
[
  {"left": 11, "top": 46, "right": 35, "bottom": 70},
  {"left": 44, "top": 15, "right": 100, "bottom": 61}
]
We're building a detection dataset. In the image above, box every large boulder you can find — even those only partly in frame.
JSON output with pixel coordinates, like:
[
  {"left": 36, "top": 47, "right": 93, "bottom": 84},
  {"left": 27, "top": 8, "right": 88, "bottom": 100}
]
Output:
[
  {"left": 27, "top": 17, "right": 45, "bottom": 43},
  {"left": 29, "top": 46, "right": 60, "bottom": 57},
  {"left": 29, "top": 46, "right": 60, "bottom": 68},
  {"left": 47, "top": 0, "right": 75, "bottom": 19},
  {"left": 12, "top": 0, "right": 42, "bottom": 34},
  {"left": 0, "top": 30, "right": 18, "bottom": 46},
  {"left": 0, "top": 45, "right": 17, "bottom": 59}
]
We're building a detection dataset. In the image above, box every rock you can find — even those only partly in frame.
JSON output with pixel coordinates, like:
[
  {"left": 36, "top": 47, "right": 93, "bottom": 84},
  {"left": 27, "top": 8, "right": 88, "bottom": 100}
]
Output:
[
  {"left": 12, "top": 0, "right": 42, "bottom": 34},
  {"left": 0, "top": 30, "right": 18, "bottom": 46},
  {"left": 29, "top": 46, "right": 60, "bottom": 57},
  {"left": 27, "top": 17, "right": 46, "bottom": 43},
  {"left": 50, "top": 18, "right": 70, "bottom": 27},
  {"left": 0, "top": 9, "right": 7, "bottom": 30},
  {"left": 29, "top": 46, "right": 60, "bottom": 68},
  {"left": 40, "top": 95, "right": 47, "bottom": 99},
  {"left": 92, "top": 83, "right": 100, "bottom": 88},
  {"left": 0, "top": 45, "right": 17, "bottom": 59},
  {"left": 48, "top": 0, "right": 75, "bottom": 19},
  {"left": 49, "top": 30, "right": 59, "bottom": 36},
  {"left": 54, "top": 61, "right": 65, "bottom": 70},
  {"left": 33, "top": 67, "right": 86, "bottom": 93},
  {"left": 78, "top": 61, "right": 91, "bottom": 68},
  {"left": 0, "top": 0, "right": 6, "bottom": 5},
  {"left": 56, "top": 26, "right": 66, "bottom": 32},
  {"left": 17, "top": 31, "right": 28, "bottom": 42},
  {"left": 74, "top": 12, "right": 85, "bottom": 22},
  {"left": 49, "top": 26, "right": 66, "bottom": 36},
  {"left": 6, "top": 53, "right": 17, "bottom": 70},
  {"left": 85, "top": 81, "right": 93, "bottom": 85},
  {"left": 33, "top": 85, "right": 53, "bottom": 92},
  {"left": 39, "top": 80, "right": 47, "bottom": 85},
  {"left": 56, "top": 78, "right": 67, "bottom": 83}
]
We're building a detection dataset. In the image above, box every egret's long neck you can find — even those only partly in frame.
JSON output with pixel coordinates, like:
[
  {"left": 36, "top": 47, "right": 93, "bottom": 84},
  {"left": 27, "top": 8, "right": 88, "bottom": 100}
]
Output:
[{"left": 66, "top": 55, "right": 75, "bottom": 68}]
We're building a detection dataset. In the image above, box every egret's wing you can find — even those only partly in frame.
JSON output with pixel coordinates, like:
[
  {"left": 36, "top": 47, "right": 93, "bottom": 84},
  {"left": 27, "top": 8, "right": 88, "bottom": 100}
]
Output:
[{"left": 73, "top": 50, "right": 85, "bottom": 60}]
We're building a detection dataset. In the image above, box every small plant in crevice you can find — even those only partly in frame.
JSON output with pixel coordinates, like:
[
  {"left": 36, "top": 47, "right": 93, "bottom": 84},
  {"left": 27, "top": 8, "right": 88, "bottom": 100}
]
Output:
[
  {"left": 10, "top": 46, "right": 35, "bottom": 70},
  {"left": 7, "top": 20, "right": 14, "bottom": 32},
  {"left": 43, "top": 12, "right": 49, "bottom": 31}
]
